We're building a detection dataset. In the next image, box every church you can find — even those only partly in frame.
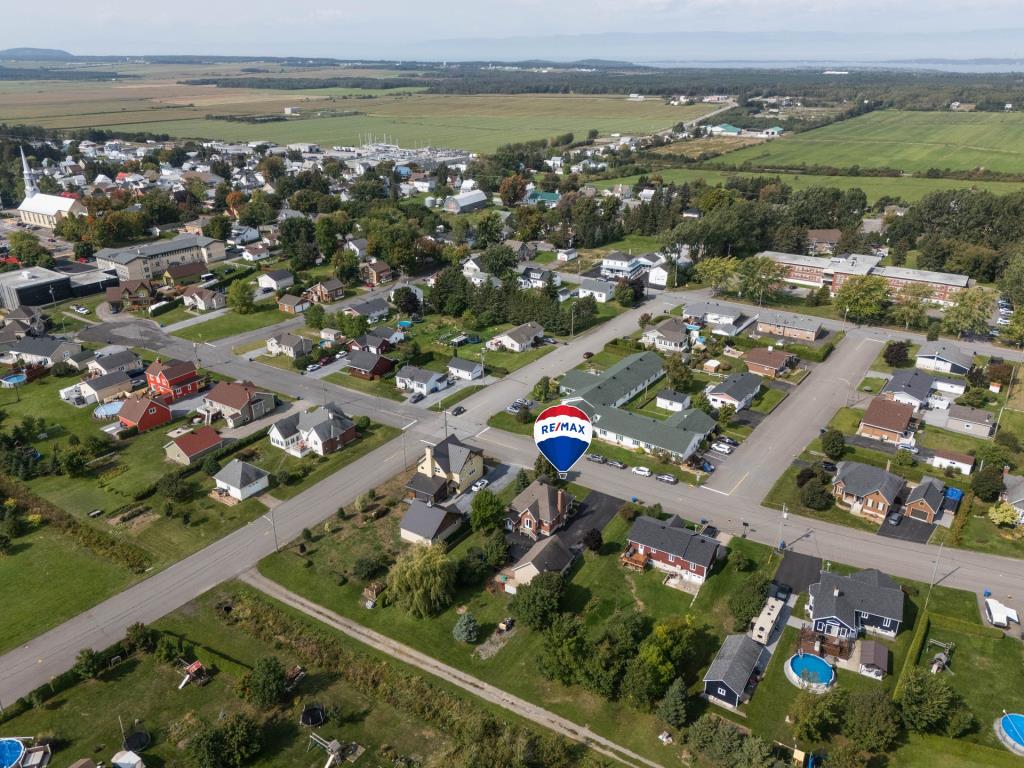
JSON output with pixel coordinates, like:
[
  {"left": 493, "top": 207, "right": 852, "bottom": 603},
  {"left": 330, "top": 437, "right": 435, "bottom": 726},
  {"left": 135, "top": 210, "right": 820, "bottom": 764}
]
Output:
[{"left": 17, "top": 146, "right": 85, "bottom": 228}]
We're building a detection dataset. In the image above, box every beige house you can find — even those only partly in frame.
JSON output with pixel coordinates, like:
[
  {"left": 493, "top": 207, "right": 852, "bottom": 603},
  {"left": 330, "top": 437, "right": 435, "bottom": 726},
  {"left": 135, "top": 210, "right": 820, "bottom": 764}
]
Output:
[{"left": 417, "top": 434, "right": 484, "bottom": 494}]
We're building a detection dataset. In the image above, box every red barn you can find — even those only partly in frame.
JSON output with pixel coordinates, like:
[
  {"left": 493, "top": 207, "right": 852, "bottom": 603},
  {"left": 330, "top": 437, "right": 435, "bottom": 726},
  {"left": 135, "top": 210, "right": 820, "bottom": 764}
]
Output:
[
  {"left": 145, "top": 358, "right": 203, "bottom": 402},
  {"left": 118, "top": 395, "right": 172, "bottom": 433}
]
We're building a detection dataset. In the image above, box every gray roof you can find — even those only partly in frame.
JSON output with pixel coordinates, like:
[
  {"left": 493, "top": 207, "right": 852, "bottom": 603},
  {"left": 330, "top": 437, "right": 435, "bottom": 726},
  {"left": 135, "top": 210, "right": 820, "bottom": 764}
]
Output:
[
  {"left": 647, "top": 317, "right": 690, "bottom": 344},
  {"left": 9, "top": 336, "right": 77, "bottom": 358},
  {"left": 1004, "top": 473, "right": 1024, "bottom": 506},
  {"left": 510, "top": 479, "right": 569, "bottom": 525},
  {"left": 757, "top": 311, "right": 822, "bottom": 334},
  {"left": 271, "top": 403, "right": 352, "bottom": 442},
  {"left": 278, "top": 294, "right": 306, "bottom": 308},
  {"left": 265, "top": 269, "right": 292, "bottom": 281},
  {"left": 875, "top": 265, "right": 969, "bottom": 288},
  {"left": 214, "top": 459, "right": 269, "bottom": 489},
  {"left": 626, "top": 515, "right": 719, "bottom": 568},
  {"left": 564, "top": 351, "right": 663, "bottom": 407},
  {"left": 906, "top": 476, "right": 945, "bottom": 513},
  {"left": 95, "top": 233, "right": 215, "bottom": 264},
  {"left": 346, "top": 349, "right": 388, "bottom": 373},
  {"left": 917, "top": 341, "right": 972, "bottom": 371},
  {"left": 948, "top": 404, "right": 993, "bottom": 426},
  {"left": 703, "top": 634, "right": 765, "bottom": 693},
  {"left": 271, "top": 332, "right": 310, "bottom": 350},
  {"left": 835, "top": 461, "right": 905, "bottom": 503},
  {"left": 405, "top": 472, "right": 448, "bottom": 496},
  {"left": 93, "top": 350, "right": 140, "bottom": 371},
  {"left": 579, "top": 277, "right": 614, "bottom": 294},
  {"left": 349, "top": 297, "right": 390, "bottom": 317},
  {"left": 657, "top": 388, "right": 690, "bottom": 405},
  {"left": 710, "top": 372, "right": 762, "bottom": 403},
  {"left": 583, "top": 402, "right": 715, "bottom": 459},
  {"left": 515, "top": 535, "right": 574, "bottom": 574},
  {"left": 500, "top": 321, "right": 544, "bottom": 346},
  {"left": 881, "top": 369, "right": 933, "bottom": 403},
  {"left": 84, "top": 370, "right": 131, "bottom": 392},
  {"left": 397, "top": 365, "right": 444, "bottom": 384},
  {"left": 447, "top": 357, "right": 482, "bottom": 373},
  {"left": 430, "top": 433, "right": 482, "bottom": 475},
  {"left": 401, "top": 500, "right": 461, "bottom": 540},
  {"left": 809, "top": 569, "right": 904, "bottom": 628}
]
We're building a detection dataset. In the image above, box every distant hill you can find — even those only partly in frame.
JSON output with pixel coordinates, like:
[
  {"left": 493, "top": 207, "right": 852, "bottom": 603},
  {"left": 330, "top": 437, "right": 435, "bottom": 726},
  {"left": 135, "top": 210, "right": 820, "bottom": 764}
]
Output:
[{"left": 0, "top": 48, "right": 74, "bottom": 61}]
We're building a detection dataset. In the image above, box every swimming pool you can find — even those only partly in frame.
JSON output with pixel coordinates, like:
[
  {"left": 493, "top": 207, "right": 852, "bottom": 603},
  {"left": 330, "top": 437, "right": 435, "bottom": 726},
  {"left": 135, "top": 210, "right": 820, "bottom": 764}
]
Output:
[
  {"left": 997, "top": 713, "right": 1024, "bottom": 755},
  {"left": 0, "top": 738, "right": 24, "bottom": 768},
  {"left": 0, "top": 373, "right": 26, "bottom": 388},
  {"left": 93, "top": 400, "right": 125, "bottom": 419},
  {"left": 786, "top": 653, "right": 835, "bottom": 691}
]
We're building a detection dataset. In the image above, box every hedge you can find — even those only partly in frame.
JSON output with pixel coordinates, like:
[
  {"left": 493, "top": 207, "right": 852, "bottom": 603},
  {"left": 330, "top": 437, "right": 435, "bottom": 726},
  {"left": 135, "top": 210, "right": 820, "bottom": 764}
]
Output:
[
  {"left": 150, "top": 297, "right": 183, "bottom": 317},
  {"left": 893, "top": 611, "right": 931, "bottom": 701},
  {"left": 213, "top": 265, "right": 257, "bottom": 290}
]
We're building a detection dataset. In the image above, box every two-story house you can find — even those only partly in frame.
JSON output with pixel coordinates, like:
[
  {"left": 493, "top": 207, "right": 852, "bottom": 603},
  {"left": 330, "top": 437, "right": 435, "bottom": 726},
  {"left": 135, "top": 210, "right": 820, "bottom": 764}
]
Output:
[
  {"left": 145, "top": 358, "right": 204, "bottom": 402},
  {"left": 505, "top": 479, "right": 573, "bottom": 539},
  {"left": 268, "top": 403, "right": 356, "bottom": 458},
  {"left": 416, "top": 434, "right": 484, "bottom": 495}
]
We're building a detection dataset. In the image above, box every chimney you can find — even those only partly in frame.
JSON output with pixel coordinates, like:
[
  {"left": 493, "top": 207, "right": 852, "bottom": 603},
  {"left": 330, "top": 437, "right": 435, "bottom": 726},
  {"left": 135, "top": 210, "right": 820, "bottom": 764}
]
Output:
[{"left": 424, "top": 444, "right": 433, "bottom": 468}]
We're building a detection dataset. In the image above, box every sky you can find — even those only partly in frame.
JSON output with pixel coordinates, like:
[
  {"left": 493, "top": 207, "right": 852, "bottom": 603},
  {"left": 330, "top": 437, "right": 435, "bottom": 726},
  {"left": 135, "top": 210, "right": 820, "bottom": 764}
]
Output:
[{"left": 7, "top": 0, "right": 1024, "bottom": 62}]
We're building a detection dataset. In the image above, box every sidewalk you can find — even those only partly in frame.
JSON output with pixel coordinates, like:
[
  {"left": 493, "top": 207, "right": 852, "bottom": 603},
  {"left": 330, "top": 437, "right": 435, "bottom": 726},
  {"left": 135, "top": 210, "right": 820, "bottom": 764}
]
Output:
[{"left": 161, "top": 308, "right": 228, "bottom": 333}]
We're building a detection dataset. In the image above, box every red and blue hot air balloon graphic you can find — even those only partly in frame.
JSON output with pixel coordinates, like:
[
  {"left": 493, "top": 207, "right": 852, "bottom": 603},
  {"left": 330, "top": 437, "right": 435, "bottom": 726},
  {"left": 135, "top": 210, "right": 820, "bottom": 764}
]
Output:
[{"left": 534, "top": 404, "right": 592, "bottom": 476}]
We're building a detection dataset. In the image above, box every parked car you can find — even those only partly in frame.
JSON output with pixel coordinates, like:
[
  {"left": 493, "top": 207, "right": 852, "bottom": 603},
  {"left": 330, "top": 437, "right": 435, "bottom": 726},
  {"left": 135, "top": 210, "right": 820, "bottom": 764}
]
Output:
[
  {"left": 471, "top": 479, "right": 489, "bottom": 492},
  {"left": 655, "top": 473, "right": 678, "bottom": 484},
  {"left": 305, "top": 363, "right": 321, "bottom": 372},
  {"left": 586, "top": 453, "right": 606, "bottom": 463},
  {"left": 505, "top": 405, "right": 521, "bottom": 415},
  {"left": 717, "top": 436, "right": 739, "bottom": 447},
  {"left": 631, "top": 466, "right": 652, "bottom": 477},
  {"left": 334, "top": 351, "right": 347, "bottom": 360},
  {"left": 887, "top": 512, "right": 901, "bottom": 526},
  {"left": 897, "top": 444, "right": 919, "bottom": 454},
  {"left": 819, "top": 461, "right": 838, "bottom": 473},
  {"left": 583, "top": 351, "right": 594, "bottom": 359},
  {"left": 774, "top": 583, "right": 792, "bottom": 602},
  {"left": 697, "top": 460, "right": 714, "bottom": 473},
  {"left": 606, "top": 459, "right": 626, "bottom": 469},
  {"left": 452, "top": 406, "right": 466, "bottom": 416},
  {"left": 711, "top": 442, "right": 734, "bottom": 455},
  {"left": 409, "top": 392, "right": 424, "bottom": 403}
]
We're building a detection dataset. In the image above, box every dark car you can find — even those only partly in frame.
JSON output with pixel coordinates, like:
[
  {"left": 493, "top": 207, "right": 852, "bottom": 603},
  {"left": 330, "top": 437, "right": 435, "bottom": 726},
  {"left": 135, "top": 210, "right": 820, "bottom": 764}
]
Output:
[
  {"left": 409, "top": 392, "right": 424, "bottom": 403},
  {"left": 606, "top": 459, "right": 626, "bottom": 469},
  {"left": 773, "top": 583, "right": 792, "bottom": 602},
  {"left": 586, "top": 453, "right": 606, "bottom": 463},
  {"left": 451, "top": 406, "right": 466, "bottom": 416},
  {"left": 819, "top": 461, "right": 838, "bottom": 473},
  {"left": 583, "top": 351, "right": 594, "bottom": 359},
  {"left": 717, "top": 436, "right": 739, "bottom": 447}
]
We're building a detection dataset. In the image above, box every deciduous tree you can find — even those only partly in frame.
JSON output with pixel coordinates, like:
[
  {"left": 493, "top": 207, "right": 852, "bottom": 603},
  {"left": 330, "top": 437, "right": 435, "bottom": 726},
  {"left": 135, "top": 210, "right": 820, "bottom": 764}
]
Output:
[
  {"left": 943, "top": 287, "right": 996, "bottom": 338},
  {"left": 693, "top": 257, "right": 738, "bottom": 295},
  {"left": 386, "top": 544, "right": 456, "bottom": 618},
  {"left": 227, "top": 280, "right": 255, "bottom": 315},
  {"left": 834, "top": 274, "right": 890, "bottom": 322},
  {"left": 510, "top": 571, "right": 564, "bottom": 630},
  {"left": 470, "top": 489, "right": 505, "bottom": 531}
]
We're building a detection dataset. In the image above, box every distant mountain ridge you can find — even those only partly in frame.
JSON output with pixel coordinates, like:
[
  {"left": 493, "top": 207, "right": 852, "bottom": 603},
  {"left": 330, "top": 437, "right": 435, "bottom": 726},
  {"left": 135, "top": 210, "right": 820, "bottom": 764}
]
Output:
[{"left": 0, "top": 47, "right": 74, "bottom": 60}]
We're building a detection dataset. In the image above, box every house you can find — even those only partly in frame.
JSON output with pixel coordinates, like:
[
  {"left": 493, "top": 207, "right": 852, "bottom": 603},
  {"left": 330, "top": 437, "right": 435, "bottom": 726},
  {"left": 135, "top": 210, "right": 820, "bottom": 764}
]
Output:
[
  {"left": 79, "top": 371, "right": 133, "bottom": 403},
  {"left": 345, "top": 350, "right": 394, "bottom": 380},
  {"left": 857, "top": 397, "right": 915, "bottom": 444},
  {"left": 832, "top": 462, "right": 905, "bottom": 521},
  {"left": 506, "top": 479, "right": 573, "bottom": 539},
  {"left": 399, "top": 500, "right": 463, "bottom": 546},
  {"left": 656, "top": 389, "right": 691, "bottom": 412},
  {"left": 162, "top": 261, "right": 207, "bottom": 286},
  {"left": 928, "top": 448, "right": 974, "bottom": 476},
  {"left": 743, "top": 348, "right": 795, "bottom": 379},
  {"left": 915, "top": 342, "right": 972, "bottom": 375},
  {"left": 396, "top": 365, "right": 449, "bottom": 396},
  {"left": 3, "top": 305, "right": 47, "bottom": 337},
  {"left": 707, "top": 373, "right": 762, "bottom": 412},
  {"left": 501, "top": 535, "right": 574, "bottom": 594},
  {"left": 946, "top": 404, "right": 994, "bottom": 437},
  {"left": 320, "top": 328, "right": 344, "bottom": 347},
  {"left": 164, "top": 426, "right": 224, "bottom": 466},
  {"left": 346, "top": 238, "right": 369, "bottom": 259},
  {"left": 682, "top": 301, "right": 756, "bottom": 337},
  {"left": 213, "top": 460, "right": 269, "bottom": 501},
  {"left": 348, "top": 327, "right": 398, "bottom": 355},
  {"left": 703, "top": 634, "right": 767, "bottom": 709},
  {"left": 360, "top": 261, "right": 393, "bottom": 286},
  {"left": 105, "top": 281, "right": 160, "bottom": 312},
  {"left": 201, "top": 381, "right": 275, "bottom": 428},
  {"left": 417, "top": 433, "right": 484, "bottom": 494},
  {"left": 118, "top": 395, "right": 171, "bottom": 433},
  {"left": 807, "top": 569, "right": 905, "bottom": 638},
  {"left": 305, "top": 278, "right": 345, "bottom": 304},
  {"left": 578, "top": 278, "right": 614, "bottom": 303},
  {"left": 443, "top": 189, "right": 488, "bottom": 214},
  {"left": 600, "top": 251, "right": 648, "bottom": 281},
  {"left": 257, "top": 270, "right": 293, "bottom": 292},
  {"left": 448, "top": 357, "right": 483, "bottom": 380},
  {"left": 556, "top": 248, "right": 578, "bottom": 262},
  {"left": 518, "top": 267, "right": 560, "bottom": 290},
  {"left": 806, "top": 228, "right": 843, "bottom": 255},
  {"left": 904, "top": 476, "right": 946, "bottom": 523},
  {"left": 343, "top": 297, "right": 390, "bottom": 323},
  {"left": 880, "top": 369, "right": 933, "bottom": 412},
  {"left": 266, "top": 332, "right": 312, "bottom": 358},
  {"left": 145, "top": 358, "right": 203, "bottom": 402},
  {"left": 180, "top": 285, "right": 225, "bottom": 312},
  {"left": 242, "top": 243, "right": 270, "bottom": 262},
  {"left": 277, "top": 294, "right": 310, "bottom": 314},
  {"left": 67, "top": 349, "right": 97, "bottom": 371},
  {"left": 642, "top": 318, "right": 690, "bottom": 355},
  {"left": 7, "top": 336, "right": 81, "bottom": 367},
  {"left": 228, "top": 226, "right": 261, "bottom": 247},
  {"left": 756, "top": 312, "right": 822, "bottom": 342},
  {"left": 621, "top": 515, "right": 720, "bottom": 585},
  {"left": 487, "top": 321, "right": 544, "bottom": 352},
  {"left": 268, "top": 403, "right": 356, "bottom": 458},
  {"left": 1000, "top": 473, "right": 1024, "bottom": 520}
]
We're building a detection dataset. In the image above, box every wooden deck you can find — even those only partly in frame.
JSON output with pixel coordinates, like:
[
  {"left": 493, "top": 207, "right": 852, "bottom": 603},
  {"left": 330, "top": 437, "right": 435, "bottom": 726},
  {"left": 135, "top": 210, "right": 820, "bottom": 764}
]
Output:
[{"left": 619, "top": 548, "right": 649, "bottom": 572}]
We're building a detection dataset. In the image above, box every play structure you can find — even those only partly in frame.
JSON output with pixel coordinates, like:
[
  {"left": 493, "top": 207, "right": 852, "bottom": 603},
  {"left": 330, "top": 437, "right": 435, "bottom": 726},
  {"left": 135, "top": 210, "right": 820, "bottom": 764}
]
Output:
[
  {"left": 928, "top": 638, "right": 955, "bottom": 674},
  {"left": 284, "top": 665, "right": 307, "bottom": 692},
  {"left": 176, "top": 659, "right": 210, "bottom": 689},
  {"left": 306, "top": 734, "right": 364, "bottom": 768}
]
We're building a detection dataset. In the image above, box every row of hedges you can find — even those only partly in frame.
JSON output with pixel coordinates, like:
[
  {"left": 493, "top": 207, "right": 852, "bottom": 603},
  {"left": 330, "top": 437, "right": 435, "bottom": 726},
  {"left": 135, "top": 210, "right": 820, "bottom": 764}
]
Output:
[
  {"left": 893, "top": 611, "right": 931, "bottom": 701},
  {"left": 213, "top": 265, "right": 257, "bottom": 290},
  {"left": 150, "top": 297, "right": 183, "bottom": 317}
]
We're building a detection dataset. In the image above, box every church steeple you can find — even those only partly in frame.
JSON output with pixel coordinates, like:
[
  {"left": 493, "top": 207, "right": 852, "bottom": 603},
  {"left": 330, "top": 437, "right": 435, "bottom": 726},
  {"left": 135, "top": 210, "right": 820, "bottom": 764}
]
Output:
[{"left": 21, "top": 145, "right": 38, "bottom": 198}]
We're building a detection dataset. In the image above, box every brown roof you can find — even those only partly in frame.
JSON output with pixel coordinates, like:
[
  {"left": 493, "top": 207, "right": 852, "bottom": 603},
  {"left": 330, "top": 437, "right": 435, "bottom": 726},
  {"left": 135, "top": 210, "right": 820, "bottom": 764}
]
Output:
[
  {"left": 171, "top": 426, "right": 223, "bottom": 457},
  {"left": 861, "top": 396, "right": 914, "bottom": 433},
  {"left": 807, "top": 228, "right": 842, "bottom": 242},
  {"left": 119, "top": 395, "right": 167, "bottom": 425},
  {"left": 164, "top": 262, "right": 206, "bottom": 279},
  {"left": 146, "top": 358, "right": 197, "bottom": 381},
  {"left": 366, "top": 261, "right": 391, "bottom": 275},
  {"left": 931, "top": 447, "right": 975, "bottom": 466},
  {"left": 205, "top": 380, "right": 266, "bottom": 410},
  {"left": 744, "top": 347, "right": 794, "bottom": 371}
]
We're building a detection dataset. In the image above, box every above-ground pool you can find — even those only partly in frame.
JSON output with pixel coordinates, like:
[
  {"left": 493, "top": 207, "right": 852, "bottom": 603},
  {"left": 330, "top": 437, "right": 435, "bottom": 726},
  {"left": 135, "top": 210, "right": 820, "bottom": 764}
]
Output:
[
  {"left": 0, "top": 373, "right": 27, "bottom": 388},
  {"left": 0, "top": 738, "right": 24, "bottom": 768},
  {"left": 397, "top": 320, "right": 413, "bottom": 329},
  {"left": 997, "top": 713, "right": 1024, "bottom": 755},
  {"left": 786, "top": 653, "right": 835, "bottom": 692},
  {"left": 93, "top": 400, "right": 125, "bottom": 419}
]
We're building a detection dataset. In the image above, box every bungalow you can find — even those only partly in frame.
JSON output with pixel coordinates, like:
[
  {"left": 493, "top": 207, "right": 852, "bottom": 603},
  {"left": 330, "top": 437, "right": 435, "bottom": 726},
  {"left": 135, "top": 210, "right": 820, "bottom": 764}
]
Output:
[
  {"left": 145, "top": 358, "right": 203, "bottom": 402},
  {"left": 7, "top": 336, "right": 81, "bottom": 367},
  {"left": 578, "top": 278, "right": 614, "bottom": 303},
  {"left": 706, "top": 373, "right": 762, "bottom": 412},
  {"left": 703, "top": 634, "right": 767, "bottom": 709},
  {"left": 807, "top": 569, "right": 905, "bottom": 639},
  {"left": 277, "top": 294, "right": 310, "bottom": 314},
  {"left": 162, "top": 262, "right": 207, "bottom": 286},
  {"left": 487, "top": 321, "right": 544, "bottom": 352},
  {"left": 503, "top": 240, "right": 537, "bottom": 261},
  {"left": 268, "top": 403, "right": 356, "bottom": 458},
  {"left": 506, "top": 479, "right": 573, "bottom": 539},
  {"left": 79, "top": 371, "right": 133, "bottom": 403},
  {"left": 118, "top": 395, "right": 171, "bottom": 433},
  {"left": 257, "top": 270, "right": 293, "bottom": 293},
  {"left": 241, "top": 244, "right": 270, "bottom": 263},
  {"left": 319, "top": 328, "right": 344, "bottom": 347},
  {"left": 360, "top": 261, "right": 393, "bottom": 287},
  {"left": 946, "top": 404, "right": 994, "bottom": 437},
  {"left": 67, "top": 349, "right": 97, "bottom": 371},
  {"left": 87, "top": 350, "right": 141, "bottom": 377},
  {"left": 266, "top": 332, "right": 312, "bottom": 358},
  {"left": 915, "top": 342, "right": 972, "bottom": 376},
  {"left": 305, "top": 278, "right": 345, "bottom": 304},
  {"left": 201, "top": 381, "right": 275, "bottom": 428},
  {"left": 396, "top": 365, "right": 449, "bottom": 396},
  {"left": 857, "top": 397, "right": 915, "bottom": 444},
  {"left": 656, "top": 389, "right": 691, "bottom": 412},
  {"left": 621, "top": 515, "right": 720, "bottom": 586},
  {"left": 500, "top": 535, "right": 574, "bottom": 594},
  {"left": 399, "top": 499, "right": 463, "bottom": 546},
  {"left": 181, "top": 285, "right": 225, "bottom": 312},
  {"left": 448, "top": 357, "right": 484, "bottom": 380},
  {"left": 1000, "top": 473, "right": 1024, "bottom": 521},
  {"left": 164, "top": 426, "right": 224, "bottom": 466},
  {"left": 743, "top": 347, "right": 795, "bottom": 379},
  {"left": 345, "top": 350, "right": 393, "bottom": 380},
  {"left": 682, "top": 301, "right": 756, "bottom": 337},
  {"left": 904, "top": 476, "right": 946, "bottom": 523},
  {"left": 417, "top": 433, "right": 484, "bottom": 494},
  {"left": 832, "top": 462, "right": 905, "bottom": 521},
  {"left": 880, "top": 369, "right": 933, "bottom": 412},
  {"left": 213, "top": 460, "right": 269, "bottom": 501},
  {"left": 756, "top": 311, "right": 821, "bottom": 342},
  {"left": 642, "top": 318, "right": 690, "bottom": 355},
  {"left": 343, "top": 297, "right": 390, "bottom": 323},
  {"left": 928, "top": 448, "right": 974, "bottom": 476},
  {"left": 518, "top": 267, "right": 560, "bottom": 290}
]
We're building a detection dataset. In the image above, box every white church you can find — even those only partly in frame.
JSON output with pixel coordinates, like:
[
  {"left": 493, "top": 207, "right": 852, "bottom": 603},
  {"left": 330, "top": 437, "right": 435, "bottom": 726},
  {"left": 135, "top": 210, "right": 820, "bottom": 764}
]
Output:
[{"left": 17, "top": 146, "right": 85, "bottom": 229}]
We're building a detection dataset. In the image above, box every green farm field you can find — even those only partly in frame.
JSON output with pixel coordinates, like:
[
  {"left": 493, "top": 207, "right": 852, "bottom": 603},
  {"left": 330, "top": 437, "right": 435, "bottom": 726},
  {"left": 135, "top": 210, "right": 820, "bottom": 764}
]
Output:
[{"left": 717, "top": 110, "right": 1024, "bottom": 174}]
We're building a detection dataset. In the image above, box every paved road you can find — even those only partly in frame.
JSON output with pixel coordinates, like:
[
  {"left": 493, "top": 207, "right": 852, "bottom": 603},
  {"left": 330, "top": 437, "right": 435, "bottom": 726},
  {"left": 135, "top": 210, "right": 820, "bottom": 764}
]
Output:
[{"left": 241, "top": 571, "right": 658, "bottom": 768}]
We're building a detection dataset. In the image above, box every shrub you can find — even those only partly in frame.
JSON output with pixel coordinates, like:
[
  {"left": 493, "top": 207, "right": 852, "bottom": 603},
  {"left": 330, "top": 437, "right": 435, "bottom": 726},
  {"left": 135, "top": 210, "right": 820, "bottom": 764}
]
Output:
[
  {"left": 821, "top": 429, "right": 846, "bottom": 460},
  {"left": 242, "top": 656, "right": 288, "bottom": 709},
  {"left": 352, "top": 552, "right": 390, "bottom": 581},
  {"left": 795, "top": 466, "right": 817, "bottom": 487},
  {"left": 582, "top": 528, "right": 603, "bottom": 551},
  {"left": 452, "top": 613, "right": 480, "bottom": 643},
  {"left": 74, "top": 648, "right": 102, "bottom": 679},
  {"left": 800, "top": 478, "right": 833, "bottom": 510},
  {"left": 972, "top": 465, "right": 1004, "bottom": 502},
  {"left": 727, "top": 571, "right": 771, "bottom": 631},
  {"left": 354, "top": 415, "right": 370, "bottom": 431}
]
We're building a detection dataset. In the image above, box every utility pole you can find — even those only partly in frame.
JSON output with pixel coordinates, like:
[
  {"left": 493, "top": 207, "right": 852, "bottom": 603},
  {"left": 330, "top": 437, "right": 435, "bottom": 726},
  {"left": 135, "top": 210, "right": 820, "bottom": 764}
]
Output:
[{"left": 923, "top": 539, "right": 945, "bottom": 614}]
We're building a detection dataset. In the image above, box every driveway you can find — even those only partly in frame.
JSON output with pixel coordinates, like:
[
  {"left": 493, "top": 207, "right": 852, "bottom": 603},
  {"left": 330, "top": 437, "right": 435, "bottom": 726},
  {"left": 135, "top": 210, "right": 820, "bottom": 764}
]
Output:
[
  {"left": 876, "top": 514, "right": 935, "bottom": 544},
  {"left": 450, "top": 462, "right": 518, "bottom": 516},
  {"left": 772, "top": 551, "right": 823, "bottom": 595}
]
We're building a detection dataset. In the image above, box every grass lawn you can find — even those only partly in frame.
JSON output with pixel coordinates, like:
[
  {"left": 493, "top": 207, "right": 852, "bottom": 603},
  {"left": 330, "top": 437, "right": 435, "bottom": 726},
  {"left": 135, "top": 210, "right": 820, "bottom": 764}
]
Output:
[
  {"left": 398, "top": 315, "right": 555, "bottom": 376},
  {"left": 249, "top": 423, "right": 400, "bottom": 500},
  {"left": 533, "top": 250, "right": 556, "bottom": 264},
  {"left": 828, "top": 405, "right": 866, "bottom": 434},
  {"left": 322, "top": 370, "right": 405, "bottom": 401},
  {"left": 932, "top": 505, "right": 1024, "bottom": 560},
  {"left": 429, "top": 384, "right": 486, "bottom": 412},
  {"left": 870, "top": 341, "right": 920, "bottom": 374},
  {"left": 750, "top": 386, "right": 787, "bottom": 414},
  {"left": 152, "top": 304, "right": 205, "bottom": 326},
  {"left": 254, "top": 353, "right": 298, "bottom": 372},
  {"left": 487, "top": 410, "right": 533, "bottom": 435},
  {"left": 172, "top": 304, "right": 290, "bottom": 342},
  {"left": 762, "top": 464, "right": 879, "bottom": 532},
  {"left": 858, "top": 376, "right": 889, "bottom": 394}
]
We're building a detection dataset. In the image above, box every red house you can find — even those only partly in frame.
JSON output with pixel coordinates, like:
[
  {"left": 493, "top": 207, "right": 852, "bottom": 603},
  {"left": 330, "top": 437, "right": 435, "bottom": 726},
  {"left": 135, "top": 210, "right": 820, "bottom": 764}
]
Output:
[
  {"left": 506, "top": 479, "right": 574, "bottom": 539},
  {"left": 345, "top": 350, "right": 394, "bottom": 380},
  {"left": 146, "top": 358, "right": 204, "bottom": 403},
  {"left": 119, "top": 395, "right": 172, "bottom": 433},
  {"left": 621, "top": 516, "right": 720, "bottom": 586}
]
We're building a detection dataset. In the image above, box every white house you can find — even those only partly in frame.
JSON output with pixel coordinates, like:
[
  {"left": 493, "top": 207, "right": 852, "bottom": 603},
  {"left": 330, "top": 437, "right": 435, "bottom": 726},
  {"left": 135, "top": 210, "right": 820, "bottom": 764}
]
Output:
[
  {"left": 578, "top": 277, "right": 614, "bottom": 303},
  {"left": 642, "top": 318, "right": 690, "bottom": 355},
  {"left": 656, "top": 389, "right": 691, "bottom": 412},
  {"left": 518, "top": 267, "right": 561, "bottom": 290},
  {"left": 706, "top": 373, "right": 762, "bottom": 411},
  {"left": 915, "top": 342, "right": 972, "bottom": 376},
  {"left": 396, "top": 365, "right": 450, "bottom": 395},
  {"left": 928, "top": 448, "right": 974, "bottom": 477},
  {"left": 601, "top": 251, "right": 647, "bottom": 281},
  {"left": 448, "top": 357, "right": 484, "bottom": 380},
  {"left": 268, "top": 403, "right": 355, "bottom": 458},
  {"left": 266, "top": 332, "right": 312, "bottom": 358},
  {"left": 181, "top": 286, "right": 225, "bottom": 312},
  {"left": 213, "top": 460, "right": 269, "bottom": 501},
  {"left": 257, "top": 270, "right": 294, "bottom": 292},
  {"left": 228, "top": 225, "right": 261, "bottom": 246},
  {"left": 487, "top": 322, "right": 544, "bottom": 352}
]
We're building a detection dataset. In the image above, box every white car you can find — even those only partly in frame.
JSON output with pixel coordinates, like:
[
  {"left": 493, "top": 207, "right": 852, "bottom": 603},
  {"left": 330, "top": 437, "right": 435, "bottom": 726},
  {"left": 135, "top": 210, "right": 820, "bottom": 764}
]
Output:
[
  {"left": 471, "top": 479, "right": 489, "bottom": 492},
  {"left": 998, "top": 317, "right": 1011, "bottom": 326},
  {"left": 711, "top": 442, "right": 734, "bottom": 455},
  {"left": 631, "top": 466, "right": 652, "bottom": 477},
  {"left": 305, "top": 363, "right": 322, "bottom": 372},
  {"left": 71, "top": 304, "right": 89, "bottom": 315}
]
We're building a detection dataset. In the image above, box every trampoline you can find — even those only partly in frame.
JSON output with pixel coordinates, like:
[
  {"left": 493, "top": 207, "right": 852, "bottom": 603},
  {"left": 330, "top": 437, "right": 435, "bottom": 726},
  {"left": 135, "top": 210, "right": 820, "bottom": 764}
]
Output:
[
  {"left": 122, "top": 730, "right": 151, "bottom": 753},
  {"left": 94, "top": 401, "right": 125, "bottom": 418},
  {"left": 997, "top": 713, "right": 1024, "bottom": 755},
  {"left": 300, "top": 704, "right": 326, "bottom": 728},
  {"left": 0, "top": 738, "right": 24, "bottom": 768},
  {"left": 0, "top": 373, "right": 26, "bottom": 388}
]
